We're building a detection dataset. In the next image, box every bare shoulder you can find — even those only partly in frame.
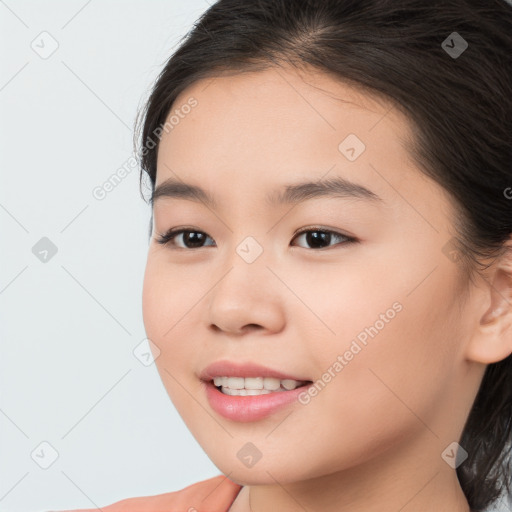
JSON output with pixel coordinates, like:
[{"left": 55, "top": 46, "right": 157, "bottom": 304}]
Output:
[{"left": 56, "top": 474, "right": 243, "bottom": 512}]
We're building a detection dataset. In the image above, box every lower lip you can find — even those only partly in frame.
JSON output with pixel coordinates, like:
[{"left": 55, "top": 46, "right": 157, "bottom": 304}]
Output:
[{"left": 203, "top": 380, "right": 311, "bottom": 422}]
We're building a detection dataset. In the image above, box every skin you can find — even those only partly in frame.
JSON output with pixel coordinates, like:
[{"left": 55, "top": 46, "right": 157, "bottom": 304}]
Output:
[{"left": 142, "top": 65, "right": 512, "bottom": 512}]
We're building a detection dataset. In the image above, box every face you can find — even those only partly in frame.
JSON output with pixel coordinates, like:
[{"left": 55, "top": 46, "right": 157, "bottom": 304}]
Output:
[{"left": 142, "top": 66, "right": 477, "bottom": 485}]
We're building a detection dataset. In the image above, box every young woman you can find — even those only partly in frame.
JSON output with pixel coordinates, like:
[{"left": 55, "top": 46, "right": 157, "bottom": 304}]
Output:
[{"left": 61, "top": 0, "right": 512, "bottom": 510}]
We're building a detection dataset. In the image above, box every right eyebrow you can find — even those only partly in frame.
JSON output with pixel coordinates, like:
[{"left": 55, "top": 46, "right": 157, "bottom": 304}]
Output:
[{"left": 150, "top": 175, "right": 384, "bottom": 209}]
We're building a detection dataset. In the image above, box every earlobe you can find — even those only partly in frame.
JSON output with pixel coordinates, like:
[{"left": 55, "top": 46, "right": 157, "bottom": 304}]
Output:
[{"left": 466, "top": 246, "right": 512, "bottom": 365}]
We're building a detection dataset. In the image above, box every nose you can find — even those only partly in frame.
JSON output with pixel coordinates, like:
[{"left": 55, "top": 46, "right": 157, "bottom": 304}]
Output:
[{"left": 206, "top": 256, "right": 286, "bottom": 336}]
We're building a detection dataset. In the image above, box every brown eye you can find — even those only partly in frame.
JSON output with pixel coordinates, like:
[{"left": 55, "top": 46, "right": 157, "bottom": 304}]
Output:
[
  {"left": 291, "top": 228, "right": 355, "bottom": 250},
  {"left": 156, "top": 229, "right": 215, "bottom": 249}
]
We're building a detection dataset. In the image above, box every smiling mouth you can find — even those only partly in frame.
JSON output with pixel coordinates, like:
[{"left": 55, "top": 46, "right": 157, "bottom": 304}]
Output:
[{"left": 212, "top": 376, "right": 313, "bottom": 396}]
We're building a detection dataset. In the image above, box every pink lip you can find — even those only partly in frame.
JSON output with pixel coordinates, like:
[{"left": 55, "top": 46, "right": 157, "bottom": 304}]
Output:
[
  {"left": 200, "top": 360, "right": 312, "bottom": 422},
  {"left": 199, "top": 360, "right": 309, "bottom": 381},
  {"left": 203, "top": 381, "right": 311, "bottom": 422}
]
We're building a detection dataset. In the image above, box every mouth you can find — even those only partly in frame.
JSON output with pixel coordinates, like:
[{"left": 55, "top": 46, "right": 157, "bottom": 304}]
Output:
[
  {"left": 200, "top": 360, "right": 314, "bottom": 421},
  {"left": 211, "top": 376, "right": 313, "bottom": 396},
  {"left": 203, "top": 377, "right": 314, "bottom": 422}
]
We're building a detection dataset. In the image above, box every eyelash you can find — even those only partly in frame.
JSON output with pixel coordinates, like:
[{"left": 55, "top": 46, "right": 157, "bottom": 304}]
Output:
[{"left": 155, "top": 226, "right": 357, "bottom": 250}]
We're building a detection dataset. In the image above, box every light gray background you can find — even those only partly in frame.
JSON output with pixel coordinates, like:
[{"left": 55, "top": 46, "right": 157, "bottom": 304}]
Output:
[
  {"left": 0, "top": 2, "right": 220, "bottom": 511},
  {"left": 0, "top": 1, "right": 510, "bottom": 511}
]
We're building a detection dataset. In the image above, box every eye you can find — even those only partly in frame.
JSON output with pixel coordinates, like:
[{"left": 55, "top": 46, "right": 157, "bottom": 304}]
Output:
[
  {"left": 290, "top": 227, "right": 356, "bottom": 250},
  {"left": 155, "top": 228, "right": 215, "bottom": 249},
  {"left": 156, "top": 226, "right": 356, "bottom": 250}
]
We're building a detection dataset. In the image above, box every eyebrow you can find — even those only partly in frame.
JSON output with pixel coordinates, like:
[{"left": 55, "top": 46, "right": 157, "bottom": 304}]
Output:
[{"left": 151, "top": 176, "right": 383, "bottom": 209}]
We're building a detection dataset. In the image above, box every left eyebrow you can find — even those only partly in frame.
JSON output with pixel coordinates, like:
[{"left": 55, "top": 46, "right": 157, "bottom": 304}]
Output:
[
  {"left": 266, "top": 176, "right": 383, "bottom": 206},
  {"left": 151, "top": 175, "right": 384, "bottom": 209}
]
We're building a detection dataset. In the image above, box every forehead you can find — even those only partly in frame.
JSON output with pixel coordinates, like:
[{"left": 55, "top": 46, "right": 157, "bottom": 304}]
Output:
[
  {"left": 158, "top": 66, "right": 405, "bottom": 168},
  {"left": 154, "top": 65, "right": 432, "bottom": 212}
]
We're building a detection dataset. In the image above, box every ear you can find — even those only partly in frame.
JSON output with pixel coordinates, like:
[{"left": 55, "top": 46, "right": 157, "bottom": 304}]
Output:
[{"left": 466, "top": 240, "right": 512, "bottom": 364}]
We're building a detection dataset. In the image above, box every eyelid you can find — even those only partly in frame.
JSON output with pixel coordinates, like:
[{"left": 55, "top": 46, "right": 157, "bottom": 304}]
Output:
[{"left": 291, "top": 224, "right": 355, "bottom": 239}]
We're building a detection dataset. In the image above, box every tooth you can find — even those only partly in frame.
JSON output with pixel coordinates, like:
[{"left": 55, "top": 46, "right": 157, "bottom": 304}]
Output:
[
  {"left": 281, "top": 379, "right": 299, "bottom": 390},
  {"left": 263, "top": 377, "right": 281, "bottom": 390},
  {"left": 226, "top": 377, "right": 245, "bottom": 389},
  {"left": 246, "top": 389, "right": 271, "bottom": 395},
  {"left": 244, "top": 377, "right": 264, "bottom": 390},
  {"left": 221, "top": 387, "right": 273, "bottom": 396},
  {"left": 214, "top": 376, "right": 305, "bottom": 393}
]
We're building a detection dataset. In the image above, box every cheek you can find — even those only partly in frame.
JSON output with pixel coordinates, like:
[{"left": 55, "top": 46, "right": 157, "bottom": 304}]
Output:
[
  {"left": 284, "top": 306, "right": 455, "bottom": 476},
  {"left": 303, "top": 255, "right": 463, "bottom": 425},
  {"left": 142, "top": 254, "right": 203, "bottom": 397},
  {"left": 141, "top": 259, "right": 166, "bottom": 341},
  {"left": 142, "top": 253, "right": 197, "bottom": 339}
]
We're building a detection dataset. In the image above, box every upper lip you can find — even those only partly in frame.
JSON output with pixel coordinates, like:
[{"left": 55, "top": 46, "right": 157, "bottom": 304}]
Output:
[{"left": 200, "top": 360, "right": 311, "bottom": 382}]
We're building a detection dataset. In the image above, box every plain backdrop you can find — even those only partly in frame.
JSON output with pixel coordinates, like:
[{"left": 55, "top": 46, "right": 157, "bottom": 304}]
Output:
[
  {"left": 0, "top": 2, "right": 220, "bottom": 511},
  {"left": 0, "top": 1, "right": 511, "bottom": 511}
]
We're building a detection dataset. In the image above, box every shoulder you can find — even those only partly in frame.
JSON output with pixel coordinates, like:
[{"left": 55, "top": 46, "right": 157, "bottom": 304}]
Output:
[{"left": 58, "top": 474, "right": 243, "bottom": 512}]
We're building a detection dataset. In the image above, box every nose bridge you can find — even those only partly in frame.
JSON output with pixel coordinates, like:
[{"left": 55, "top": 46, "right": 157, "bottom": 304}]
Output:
[
  {"left": 221, "top": 199, "right": 270, "bottom": 269},
  {"left": 218, "top": 232, "right": 270, "bottom": 299},
  {"left": 206, "top": 232, "right": 285, "bottom": 334}
]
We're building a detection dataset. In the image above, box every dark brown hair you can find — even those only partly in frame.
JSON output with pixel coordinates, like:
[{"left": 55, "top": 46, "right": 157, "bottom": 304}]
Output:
[{"left": 135, "top": 1, "right": 512, "bottom": 509}]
